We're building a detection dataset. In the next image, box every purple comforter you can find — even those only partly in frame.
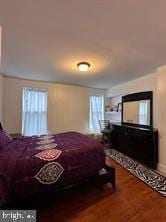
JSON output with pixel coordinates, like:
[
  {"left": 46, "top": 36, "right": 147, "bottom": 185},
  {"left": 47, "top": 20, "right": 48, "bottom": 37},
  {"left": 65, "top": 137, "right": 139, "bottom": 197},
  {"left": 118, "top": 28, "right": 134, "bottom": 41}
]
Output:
[{"left": 0, "top": 132, "right": 105, "bottom": 206}]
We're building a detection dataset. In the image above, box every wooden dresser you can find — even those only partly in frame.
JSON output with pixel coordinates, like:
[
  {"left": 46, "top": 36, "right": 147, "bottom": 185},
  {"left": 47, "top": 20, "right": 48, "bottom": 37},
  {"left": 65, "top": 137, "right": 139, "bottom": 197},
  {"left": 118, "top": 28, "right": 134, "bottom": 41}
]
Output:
[{"left": 111, "top": 123, "right": 158, "bottom": 169}]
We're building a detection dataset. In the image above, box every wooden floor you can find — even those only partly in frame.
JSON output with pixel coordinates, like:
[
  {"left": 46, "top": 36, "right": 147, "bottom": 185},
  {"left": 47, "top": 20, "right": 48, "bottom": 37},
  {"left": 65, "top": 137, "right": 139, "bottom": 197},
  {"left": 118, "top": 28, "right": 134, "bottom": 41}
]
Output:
[{"left": 38, "top": 156, "right": 166, "bottom": 222}]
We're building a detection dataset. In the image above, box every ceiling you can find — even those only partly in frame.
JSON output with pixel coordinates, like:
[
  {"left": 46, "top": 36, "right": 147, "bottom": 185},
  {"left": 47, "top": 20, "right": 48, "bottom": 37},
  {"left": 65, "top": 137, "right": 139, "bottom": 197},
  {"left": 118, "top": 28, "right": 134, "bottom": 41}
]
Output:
[{"left": 0, "top": 0, "right": 166, "bottom": 89}]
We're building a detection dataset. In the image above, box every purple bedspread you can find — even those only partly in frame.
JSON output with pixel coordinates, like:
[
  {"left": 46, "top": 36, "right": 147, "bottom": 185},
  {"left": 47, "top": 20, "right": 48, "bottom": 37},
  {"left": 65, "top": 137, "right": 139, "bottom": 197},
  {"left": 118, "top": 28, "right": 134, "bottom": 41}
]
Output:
[{"left": 0, "top": 132, "right": 105, "bottom": 206}]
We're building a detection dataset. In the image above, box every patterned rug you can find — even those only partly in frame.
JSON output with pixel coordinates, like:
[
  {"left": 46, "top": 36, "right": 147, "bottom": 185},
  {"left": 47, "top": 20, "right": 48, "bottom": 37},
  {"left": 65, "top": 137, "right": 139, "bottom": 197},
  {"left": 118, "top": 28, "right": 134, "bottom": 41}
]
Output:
[{"left": 105, "top": 148, "right": 166, "bottom": 197}]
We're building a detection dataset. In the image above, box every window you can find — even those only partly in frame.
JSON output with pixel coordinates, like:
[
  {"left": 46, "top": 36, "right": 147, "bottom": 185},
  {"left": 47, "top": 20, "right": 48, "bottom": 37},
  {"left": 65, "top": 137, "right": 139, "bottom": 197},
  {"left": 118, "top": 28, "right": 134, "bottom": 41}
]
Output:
[
  {"left": 22, "top": 87, "right": 48, "bottom": 136},
  {"left": 139, "top": 100, "right": 150, "bottom": 125},
  {"left": 89, "top": 94, "right": 104, "bottom": 133}
]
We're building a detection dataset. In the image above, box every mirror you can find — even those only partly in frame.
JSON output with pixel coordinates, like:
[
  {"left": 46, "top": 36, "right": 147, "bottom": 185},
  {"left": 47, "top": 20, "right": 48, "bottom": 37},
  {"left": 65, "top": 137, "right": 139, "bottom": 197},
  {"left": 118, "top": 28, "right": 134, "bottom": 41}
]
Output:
[
  {"left": 122, "top": 91, "right": 153, "bottom": 129},
  {"left": 123, "top": 100, "right": 150, "bottom": 126}
]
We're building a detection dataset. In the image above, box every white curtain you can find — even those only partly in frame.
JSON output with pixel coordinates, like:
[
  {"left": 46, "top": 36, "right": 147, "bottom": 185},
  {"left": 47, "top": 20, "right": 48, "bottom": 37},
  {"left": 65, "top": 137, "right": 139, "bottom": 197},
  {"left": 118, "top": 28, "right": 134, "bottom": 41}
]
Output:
[
  {"left": 22, "top": 87, "right": 48, "bottom": 136},
  {"left": 139, "top": 100, "right": 149, "bottom": 125},
  {"left": 89, "top": 94, "right": 104, "bottom": 133}
]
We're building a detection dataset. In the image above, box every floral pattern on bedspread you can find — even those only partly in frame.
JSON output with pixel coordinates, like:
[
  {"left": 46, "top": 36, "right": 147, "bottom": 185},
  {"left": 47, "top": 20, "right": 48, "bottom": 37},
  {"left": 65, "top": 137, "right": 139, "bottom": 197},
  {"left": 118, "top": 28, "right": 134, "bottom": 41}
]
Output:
[
  {"left": 35, "top": 149, "right": 62, "bottom": 161},
  {"left": 35, "top": 162, "right": 64, "bottom": 184},
  {"left": 36, "top": 139, "right": 55, "bottom": 145},
  {"left": 38, "top": 135, "right": 54, "bottom": 140},
  {"left": 35, "top": 143, "right": 57, "bottom": 150}
]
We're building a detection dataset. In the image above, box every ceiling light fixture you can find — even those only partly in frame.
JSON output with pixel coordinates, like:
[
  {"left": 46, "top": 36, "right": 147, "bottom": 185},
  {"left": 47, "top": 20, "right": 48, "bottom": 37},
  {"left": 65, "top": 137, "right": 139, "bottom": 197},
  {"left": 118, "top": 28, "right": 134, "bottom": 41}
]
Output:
[{"left": 77, "top": 62, "right": 90, "bottom": 72}]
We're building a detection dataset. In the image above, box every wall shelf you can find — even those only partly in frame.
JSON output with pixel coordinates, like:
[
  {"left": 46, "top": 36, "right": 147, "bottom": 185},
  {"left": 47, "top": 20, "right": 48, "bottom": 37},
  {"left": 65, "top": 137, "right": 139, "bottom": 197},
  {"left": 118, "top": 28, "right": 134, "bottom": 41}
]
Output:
[{"left": 105, "top": 111, "right": 121, "bottom": 123}]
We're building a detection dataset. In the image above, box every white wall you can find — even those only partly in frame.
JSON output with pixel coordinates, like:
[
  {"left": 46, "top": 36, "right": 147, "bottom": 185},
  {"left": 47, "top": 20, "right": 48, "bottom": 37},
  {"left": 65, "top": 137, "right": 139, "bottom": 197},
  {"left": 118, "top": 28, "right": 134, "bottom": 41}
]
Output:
[
  {"left": 3, "top": 77, "right": 106, "bottom": 134},
  {"left": 156, "top": 66, "right": 166, "bottom": 174},
  {"left": 107, "top": 73, "right": 157, "bottom": 98},
  {"left": 107, "top": 73, "right": 158, "bottom": 127},
  {"left": 0, "top": 26, "right": 1, "bottom": 66},
  {"left": 0, "top": 75, "right": 3, "bottom": 123},
  {"left": 0, "top": 28, "right": 2, "bottom": 124}
]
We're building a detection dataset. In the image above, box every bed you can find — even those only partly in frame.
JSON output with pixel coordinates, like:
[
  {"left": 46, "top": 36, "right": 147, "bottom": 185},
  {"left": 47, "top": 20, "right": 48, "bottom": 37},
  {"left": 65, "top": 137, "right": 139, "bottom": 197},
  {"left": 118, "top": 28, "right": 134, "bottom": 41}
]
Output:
[{"left": 0, "top": 129, "right": 115, "bottom": 207}]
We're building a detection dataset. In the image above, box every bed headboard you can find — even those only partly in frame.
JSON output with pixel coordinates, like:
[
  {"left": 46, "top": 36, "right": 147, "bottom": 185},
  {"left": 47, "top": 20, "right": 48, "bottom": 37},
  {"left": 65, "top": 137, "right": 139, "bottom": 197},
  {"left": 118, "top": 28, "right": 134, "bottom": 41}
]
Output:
[{"left": 0, "top": 122, "right": 3, "bottom": 130}]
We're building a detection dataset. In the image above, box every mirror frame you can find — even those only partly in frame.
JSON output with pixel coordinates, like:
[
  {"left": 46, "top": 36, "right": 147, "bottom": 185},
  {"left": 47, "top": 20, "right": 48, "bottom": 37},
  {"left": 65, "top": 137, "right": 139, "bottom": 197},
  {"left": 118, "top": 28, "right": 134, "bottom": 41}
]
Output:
[{"left": 122, "top": 91, "right": 153, "bottom": 129}]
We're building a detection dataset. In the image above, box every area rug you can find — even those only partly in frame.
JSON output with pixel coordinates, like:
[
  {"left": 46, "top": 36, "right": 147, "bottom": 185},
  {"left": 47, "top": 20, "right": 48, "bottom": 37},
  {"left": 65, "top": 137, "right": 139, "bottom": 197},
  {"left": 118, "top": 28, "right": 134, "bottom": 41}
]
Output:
[{"left": 105, "top": 148, "right": 166, "bottom": 197}]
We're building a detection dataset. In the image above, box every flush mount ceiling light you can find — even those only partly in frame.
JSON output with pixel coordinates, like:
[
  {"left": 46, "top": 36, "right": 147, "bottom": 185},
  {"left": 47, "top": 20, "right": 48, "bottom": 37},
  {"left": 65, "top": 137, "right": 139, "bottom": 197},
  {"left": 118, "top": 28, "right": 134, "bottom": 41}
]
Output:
[{"left": 77, "top": 62, "right": 90, "bottom": 72}]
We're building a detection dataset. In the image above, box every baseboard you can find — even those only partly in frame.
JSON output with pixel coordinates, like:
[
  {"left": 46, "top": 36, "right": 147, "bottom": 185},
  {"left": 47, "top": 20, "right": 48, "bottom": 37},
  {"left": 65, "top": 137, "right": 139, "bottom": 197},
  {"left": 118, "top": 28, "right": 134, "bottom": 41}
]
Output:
[{"left": 157, "top": 163, "right": 166, "bottom": 176}]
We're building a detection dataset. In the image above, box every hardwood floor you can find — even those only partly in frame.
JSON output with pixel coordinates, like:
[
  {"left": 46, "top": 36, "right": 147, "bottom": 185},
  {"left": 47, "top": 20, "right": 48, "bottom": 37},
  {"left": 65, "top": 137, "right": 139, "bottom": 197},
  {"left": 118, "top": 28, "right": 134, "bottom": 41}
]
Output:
[{"left": 38, "top": 156, "right": 166, "bottom": 222}]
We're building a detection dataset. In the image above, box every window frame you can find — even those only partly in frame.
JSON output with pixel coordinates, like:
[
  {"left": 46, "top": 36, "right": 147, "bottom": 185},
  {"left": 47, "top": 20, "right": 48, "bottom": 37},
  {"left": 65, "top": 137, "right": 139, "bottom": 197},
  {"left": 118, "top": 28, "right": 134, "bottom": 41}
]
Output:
[
  {"left": 89, "top": 94, "right": 105, "bottom": 133},
  {"left": 22, "top": 87, "right": 48, "bottom": 136}
]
